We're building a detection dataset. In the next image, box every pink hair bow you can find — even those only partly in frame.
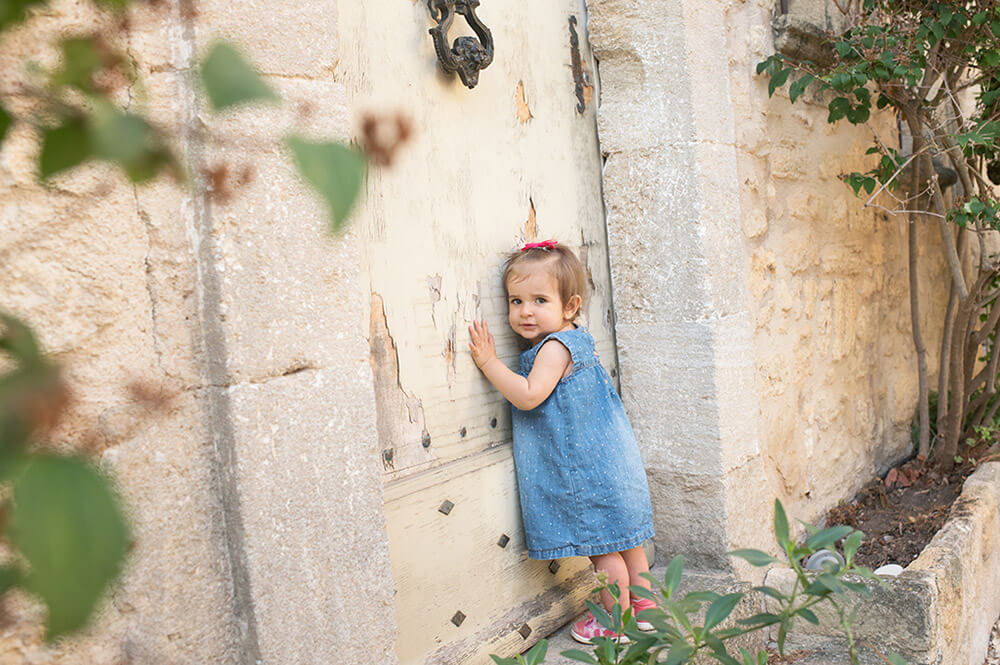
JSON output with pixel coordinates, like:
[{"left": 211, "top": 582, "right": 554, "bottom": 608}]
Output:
[{"left": 520, "top": 240, "right": 558, "bottom": 251}]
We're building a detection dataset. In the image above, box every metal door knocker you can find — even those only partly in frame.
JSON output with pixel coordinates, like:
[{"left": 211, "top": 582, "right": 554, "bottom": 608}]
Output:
[{"left": 427, "top": 0, "right": 494, "bottom": 89}]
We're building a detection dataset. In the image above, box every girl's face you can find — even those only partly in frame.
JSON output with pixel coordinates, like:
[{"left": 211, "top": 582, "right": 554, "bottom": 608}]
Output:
[{"left": 506, "top": 267, "right": 580, "bottom": 345}]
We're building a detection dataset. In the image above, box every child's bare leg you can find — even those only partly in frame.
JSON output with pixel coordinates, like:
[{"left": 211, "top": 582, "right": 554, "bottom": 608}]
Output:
[
  {"left": 621, "top": 544, "right": 652, "bottom": 593},
  {"left": 590, "top": 552, "right": 630, "bottom": 612}
]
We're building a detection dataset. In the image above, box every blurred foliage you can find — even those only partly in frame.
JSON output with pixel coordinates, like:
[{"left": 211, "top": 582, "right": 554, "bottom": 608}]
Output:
[
  {"left": 0, "top": 314, "right": 130, "bottom": 639},
  {"left": 286, "top": 136, "right": 366, "bottom": 232},
  {"left": 199, "top": 41, "right": 279, "bottom": 110},
  {"left": 0, "top": 0, "right": 396, "bottom": 640},
  {"left": 0, "top": 0, "right": 372, "bottom": 233}
]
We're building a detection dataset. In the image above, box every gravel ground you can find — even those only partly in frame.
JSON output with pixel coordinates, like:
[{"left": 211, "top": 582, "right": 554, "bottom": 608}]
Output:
[{"left": 985, "top": 615, "right": 1000, "bottom": 665}]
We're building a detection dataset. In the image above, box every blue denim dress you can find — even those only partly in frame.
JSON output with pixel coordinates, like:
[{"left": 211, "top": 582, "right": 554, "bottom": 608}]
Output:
[{"left": 512, "top": 326, "right": 655, "bottom": 560}]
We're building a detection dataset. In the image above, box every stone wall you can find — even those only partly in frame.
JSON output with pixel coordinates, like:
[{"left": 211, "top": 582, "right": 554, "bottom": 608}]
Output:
[
  {"left": 588, "top": 0, "right": 948, "bottom": 575},
  {"left": 0, "top": 1, "right": 397, "bottom": 663},
  {"left": 727, "top": 0, "right": 948, "bottom": 526}
]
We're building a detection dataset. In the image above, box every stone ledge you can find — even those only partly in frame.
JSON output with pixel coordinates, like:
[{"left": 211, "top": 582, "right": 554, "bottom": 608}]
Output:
[{"left": 764, "top": 461, "right": 1000, "bottom": 665}]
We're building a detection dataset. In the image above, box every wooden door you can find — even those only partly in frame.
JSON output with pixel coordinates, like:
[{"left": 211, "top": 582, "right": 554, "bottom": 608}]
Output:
[{"left": 342, "top": 2, "right": 616, "bottom": 662}]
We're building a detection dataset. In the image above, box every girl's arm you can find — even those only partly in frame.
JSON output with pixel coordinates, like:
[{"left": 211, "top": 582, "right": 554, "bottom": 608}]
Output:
[{"left": 468, "top": 319, "right": 571, "bottom": 411}]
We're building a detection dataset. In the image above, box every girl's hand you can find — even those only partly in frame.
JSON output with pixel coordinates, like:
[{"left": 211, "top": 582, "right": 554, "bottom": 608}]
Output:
[{"left": 468, "top": 319, "right": 497, "bottom": 370}]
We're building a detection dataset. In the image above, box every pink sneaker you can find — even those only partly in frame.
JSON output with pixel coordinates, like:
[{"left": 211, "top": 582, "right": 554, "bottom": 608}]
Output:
[
  {"left": 570, "top": 612, "right": 630, "bottom": 644},
  {"left": 631, "top": 596, "right": 657, "bottom": 631}
]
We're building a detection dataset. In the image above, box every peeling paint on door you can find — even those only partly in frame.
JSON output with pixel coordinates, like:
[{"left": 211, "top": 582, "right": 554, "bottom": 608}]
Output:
[
  {"left": 369, "top": 292, "right": 433, "bottom": 473},
  {"left": 341, "top": 1, "right": 615, "bottom": 662}
]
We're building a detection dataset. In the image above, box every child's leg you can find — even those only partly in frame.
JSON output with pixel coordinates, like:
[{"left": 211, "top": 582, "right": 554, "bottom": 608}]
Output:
[
  {"left": 589, "top": 552, "right": 630, "bottom": 612},
  {"left": 620, "top": 544, "right": 652, "bottom": 594}
]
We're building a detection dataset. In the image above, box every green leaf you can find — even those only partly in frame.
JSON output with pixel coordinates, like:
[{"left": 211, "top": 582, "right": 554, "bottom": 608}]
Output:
[
  {"left": 828, "top": 97, "right": 852, "bottom": 123},
  {"left": 663, "top": 555, "right": 683, "bottom": 598},
  {"left": 684, "top": 590, "right": 721, "bottom": 603},
  {"left": 729, "top": 548, "right": 779, "bottom": 567},
  {"left": 887, "top": 653, "right": 907, "bottom": 665},
  {"left": 635, "top": 608, "right": 678, "bottom": 635},
  {"left": 752, "top": 585, "right": 786, "bottom": 601},
  {"left": 560, "top": 649, "right": 598, "bottom": 664},
  {"left": 831, "top": 72, "right": 852, "bottom": 91},
  {"left": 795, "top": 607, "right": 819, "bottom": 624},
  {"left": 841, "top": 580, "right": 872, "bottom": 596},
  {"left": 0, "top": 0, "right": 46, "bottom": 32},
  {"left": 663, "top": 598, "right": 693, "bottom": 634},
  {"left": 88, "top": 105, "right": 172, "bottom": 183},
  {"left": 665, "top": 643, "right": 695, "bottom": 665},
  {"left": 0, "top": 103, "right": 10, "bottom": 146},
  {"left": 622, "top": 637, "right": 658, "bottom": 662},
  {"left": 586, "top": 600, "right": 614, "bottom": 630},
  {"left": 768, "top": 67, "right": 791, "bottom": 97},
  {"left": 805, "top": 573, "right": 846, "bottom": 595},
  {"left": 844, "top": 531, "right": 863, "bottom": 563},
  {"left": 594, "top": 637, "right": 615, "bottom": 662},
  {"left": 523, "top": 639, "right": 547, "bottom": 665},
  {"left": 54, "top": 37, "right": 102, "bottom": 90},
  {"left": 489, "top": 656, "right": 516, "bottom": 665},
  {"left": 788, "top": 74, "right": 813, "bottom": 103},
  {"left": 835, "top": 41, "right": 852, "bottom": 58},
  {"left": 199, "top": 41, "right": 278, "bottom": 110},
  {"left": 0, "top": 312, "right": 43, "bottom": 363},
  {"left": 0, "top": 566, "right": 20, "bottom": 595},
  {"left": 39, "top": 119, "right": 92, "bottom": 179},
  {"left": 737, "top": 612, "right": 782, "bottom": 628},
  {"left": 805, "top": 525, "right": 853, "bottom": 551},
  {"left": 707, "top": 638, "right": 740, "bottom": 665},
  {"left": 92, "top": 0, "right": 128, "bottom": 9},
  {"left": 285, "top": 135, "right": 366, "bottom": 233},
  {"left": 629, "top": 584, "right": 655, "bottom": 601},
  {"left": 704, "top": 593, "right": 743, "bottom": 631},
  {"left": 848, "top": 106, "right": 871, "bottom": 125},
  {"left": 8, "top": 455, "right": 129, "bottom": 637},
  {"left": 773, "top": 499, "right": 790, "bottom": 550}
]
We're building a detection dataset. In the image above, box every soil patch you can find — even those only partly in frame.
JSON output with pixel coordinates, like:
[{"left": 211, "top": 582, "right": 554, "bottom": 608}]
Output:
[{"left": 824, "top": 443, "right": 999, "bottom": 569}]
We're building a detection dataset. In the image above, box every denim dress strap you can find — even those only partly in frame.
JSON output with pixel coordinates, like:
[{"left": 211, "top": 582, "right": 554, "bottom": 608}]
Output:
[{"left": 517, "top": 326, "right": 599, "bottom": 376}]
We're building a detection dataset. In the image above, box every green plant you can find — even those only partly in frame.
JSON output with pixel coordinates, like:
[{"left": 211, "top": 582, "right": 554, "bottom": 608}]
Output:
[
  {"left": 0, "top": 0, "right": 388, "bottom": 639},
  {"left": 758, "top": 1, "right": 1000, "bottom": 470},
  {"left": 491, "top": 639, "right": 548, "bottom": 665},
  {"left": 0, "top": 314, "right": 129, "bottom": 638},
  {"left": 492, "top": 500, "right": 908, "bottom": 665},
  {"left": 0, "top": 0, "right": 369, "bottom": 233}
]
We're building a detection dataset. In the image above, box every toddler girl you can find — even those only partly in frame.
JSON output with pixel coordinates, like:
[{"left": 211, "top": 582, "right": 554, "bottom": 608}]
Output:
[{"left": 468, "top": 240, "right": 656, "bottom": 644}]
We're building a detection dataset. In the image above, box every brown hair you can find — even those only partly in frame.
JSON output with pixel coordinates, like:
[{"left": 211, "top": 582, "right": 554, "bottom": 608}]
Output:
[{"left": 502, "top": 242, "right": 587, "bottom": 320}]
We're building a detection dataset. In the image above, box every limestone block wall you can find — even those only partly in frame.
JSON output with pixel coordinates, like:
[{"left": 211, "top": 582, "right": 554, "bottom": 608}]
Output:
[
  {"left": 726, "top": 0, "right": 948, "bottom": 525},
  {"left": 588, "top": 0, "right": 948, "bottom": 575},
  {"left": 0, "top": 1, "right": 397, "bottom": 664}
]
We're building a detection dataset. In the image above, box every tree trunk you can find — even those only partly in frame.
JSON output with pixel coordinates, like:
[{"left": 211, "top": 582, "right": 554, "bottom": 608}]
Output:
[{"left": 907, "top": 122, "right": 931, "bottom": 458}]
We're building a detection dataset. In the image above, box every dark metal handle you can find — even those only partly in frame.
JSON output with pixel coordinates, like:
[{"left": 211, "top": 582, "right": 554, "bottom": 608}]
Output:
[{"left": 427, "top": 0, "right": 494, "bottom": 89}]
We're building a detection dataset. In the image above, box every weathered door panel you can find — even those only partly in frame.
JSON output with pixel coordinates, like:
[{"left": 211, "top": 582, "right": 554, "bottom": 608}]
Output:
[
  {"left": 385, "top": 446, "right": 592, "bottom": 664},
  {"left": 341, "top": 1, "right": 613, "bottom": 662}
]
